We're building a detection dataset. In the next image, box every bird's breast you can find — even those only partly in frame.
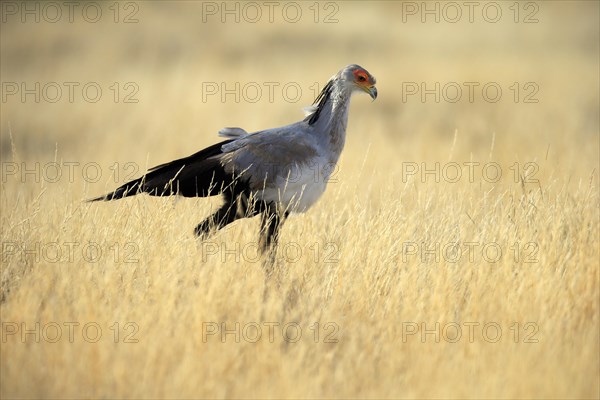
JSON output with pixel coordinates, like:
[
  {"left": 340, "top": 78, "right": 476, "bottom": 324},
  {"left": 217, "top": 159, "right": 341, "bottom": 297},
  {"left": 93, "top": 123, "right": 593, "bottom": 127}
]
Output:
[{"left": 254, "top": 156, "right": 333, "bottom": 213}]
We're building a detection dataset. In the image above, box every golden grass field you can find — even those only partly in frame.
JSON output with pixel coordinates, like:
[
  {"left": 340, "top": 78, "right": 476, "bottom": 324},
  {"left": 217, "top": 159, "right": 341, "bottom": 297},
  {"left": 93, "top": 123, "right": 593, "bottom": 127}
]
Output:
[{"left": 1, "top": 1, "right": 598, "bottom": 398}]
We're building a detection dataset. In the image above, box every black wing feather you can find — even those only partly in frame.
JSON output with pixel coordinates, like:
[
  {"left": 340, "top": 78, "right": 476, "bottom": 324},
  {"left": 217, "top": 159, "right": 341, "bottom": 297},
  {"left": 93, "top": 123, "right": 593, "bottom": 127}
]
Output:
[{"left": 87, "top": 139, "right": 235, "bottom": 201}]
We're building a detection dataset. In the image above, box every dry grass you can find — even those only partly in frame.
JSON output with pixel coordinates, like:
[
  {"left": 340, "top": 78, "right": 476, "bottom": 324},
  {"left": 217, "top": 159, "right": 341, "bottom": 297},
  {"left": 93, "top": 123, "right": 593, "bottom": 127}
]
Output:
[{"left": 1, "top": 2, "right": 598, "bottom": 399}]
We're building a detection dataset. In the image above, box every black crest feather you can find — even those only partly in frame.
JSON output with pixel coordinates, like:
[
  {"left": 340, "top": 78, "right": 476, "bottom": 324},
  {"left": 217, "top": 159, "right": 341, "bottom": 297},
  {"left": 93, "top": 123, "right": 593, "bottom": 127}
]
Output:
[{"left": 305, "top": 78, "right": 334, "bottom": 126}]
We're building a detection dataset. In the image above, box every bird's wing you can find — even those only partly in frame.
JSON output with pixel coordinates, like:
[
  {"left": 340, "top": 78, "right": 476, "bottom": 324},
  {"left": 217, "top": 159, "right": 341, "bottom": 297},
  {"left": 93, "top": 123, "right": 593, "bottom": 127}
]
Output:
[
  {"left": 89, "top": 123, "right": 319, "bottom": 201},
  {"left": 88, "top": 139, "right": 236, "bottom": 200},
  {"left": 220, "top": 123, "right": 320, "bottom": 190}
]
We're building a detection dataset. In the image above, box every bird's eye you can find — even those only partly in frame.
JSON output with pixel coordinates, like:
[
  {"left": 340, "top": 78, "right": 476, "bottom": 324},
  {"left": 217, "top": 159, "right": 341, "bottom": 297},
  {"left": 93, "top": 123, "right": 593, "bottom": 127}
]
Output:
[{"left": 358, "top": 75, "right": 366, "bottom": 82}]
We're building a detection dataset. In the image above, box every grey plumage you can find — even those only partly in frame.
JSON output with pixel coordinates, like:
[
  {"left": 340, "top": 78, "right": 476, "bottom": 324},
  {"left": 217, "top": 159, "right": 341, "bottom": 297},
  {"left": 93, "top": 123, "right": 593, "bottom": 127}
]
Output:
[{"left": 88, "top": 64, "right": 377, "bottom": 255}]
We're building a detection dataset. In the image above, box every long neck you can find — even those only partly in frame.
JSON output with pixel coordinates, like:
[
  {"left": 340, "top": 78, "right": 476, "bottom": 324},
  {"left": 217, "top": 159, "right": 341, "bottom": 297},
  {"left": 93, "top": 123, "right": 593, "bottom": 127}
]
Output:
[{"left": 305, "top": 80, "right": 352, "bottom": 161}]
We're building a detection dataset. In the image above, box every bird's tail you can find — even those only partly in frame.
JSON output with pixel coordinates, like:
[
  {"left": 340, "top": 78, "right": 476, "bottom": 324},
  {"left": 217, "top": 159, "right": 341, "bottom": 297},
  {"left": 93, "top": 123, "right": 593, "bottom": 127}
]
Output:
[
  {"left": 86, "top": 139, "right": 235, "bottom": 202},
  {"left": 86, "top": 177, "right": 145, "bottom": 202}
]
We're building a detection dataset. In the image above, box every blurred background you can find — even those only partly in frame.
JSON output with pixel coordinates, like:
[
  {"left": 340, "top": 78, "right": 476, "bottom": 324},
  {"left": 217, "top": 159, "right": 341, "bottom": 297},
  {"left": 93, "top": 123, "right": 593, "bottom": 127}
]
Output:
[
  {"left": 1, "top": 1, "right": 597, "bottom": 173},
  {"left": 1, "top": 2, "right": 598, "bottom": 399}
]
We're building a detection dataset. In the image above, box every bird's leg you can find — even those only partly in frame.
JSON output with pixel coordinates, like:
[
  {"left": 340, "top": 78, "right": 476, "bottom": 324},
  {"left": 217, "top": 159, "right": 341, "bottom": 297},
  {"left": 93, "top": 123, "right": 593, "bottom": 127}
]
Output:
[
  {"left": 258, "top": 207, "right": 287, "bottom": 254},
  {"left": 194, "top": 200, "right": 237, "bottom": 238},
  {"left": 259, "top": 205, "right": 288, "bottom": 278}
]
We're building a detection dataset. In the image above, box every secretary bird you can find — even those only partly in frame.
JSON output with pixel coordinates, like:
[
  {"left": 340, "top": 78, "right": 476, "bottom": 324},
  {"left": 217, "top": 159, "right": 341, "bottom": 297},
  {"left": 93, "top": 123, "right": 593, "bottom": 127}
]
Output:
[{"left": 88, "top": 64, "right": 377, "bottom": 254}]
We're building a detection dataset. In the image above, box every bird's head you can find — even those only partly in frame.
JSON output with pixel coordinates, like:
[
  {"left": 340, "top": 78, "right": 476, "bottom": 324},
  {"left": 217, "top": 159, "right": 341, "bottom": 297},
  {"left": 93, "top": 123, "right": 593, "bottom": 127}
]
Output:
[{"left": 338, "top": 64, "right": 377, "bottom": 100}]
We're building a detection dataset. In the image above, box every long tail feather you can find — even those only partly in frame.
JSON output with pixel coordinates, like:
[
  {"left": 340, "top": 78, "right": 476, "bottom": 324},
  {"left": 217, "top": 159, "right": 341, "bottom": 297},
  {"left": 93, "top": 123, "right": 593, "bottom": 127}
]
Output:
[{"left": 87, "top": 139, "right": 234, "bottom": 202}]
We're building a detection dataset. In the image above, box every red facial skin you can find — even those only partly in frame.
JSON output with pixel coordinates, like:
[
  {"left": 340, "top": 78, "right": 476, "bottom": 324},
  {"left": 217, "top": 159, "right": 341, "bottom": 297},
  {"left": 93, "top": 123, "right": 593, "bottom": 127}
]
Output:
[{"left": 352, "top": 69, "right": 373, "bottom": 86}]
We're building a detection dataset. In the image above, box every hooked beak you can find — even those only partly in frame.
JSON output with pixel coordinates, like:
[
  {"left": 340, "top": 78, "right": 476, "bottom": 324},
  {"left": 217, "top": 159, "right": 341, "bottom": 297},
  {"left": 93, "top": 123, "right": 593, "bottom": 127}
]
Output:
[{"left": 364, "top": 85, "right": 377, "bottom": 100}]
